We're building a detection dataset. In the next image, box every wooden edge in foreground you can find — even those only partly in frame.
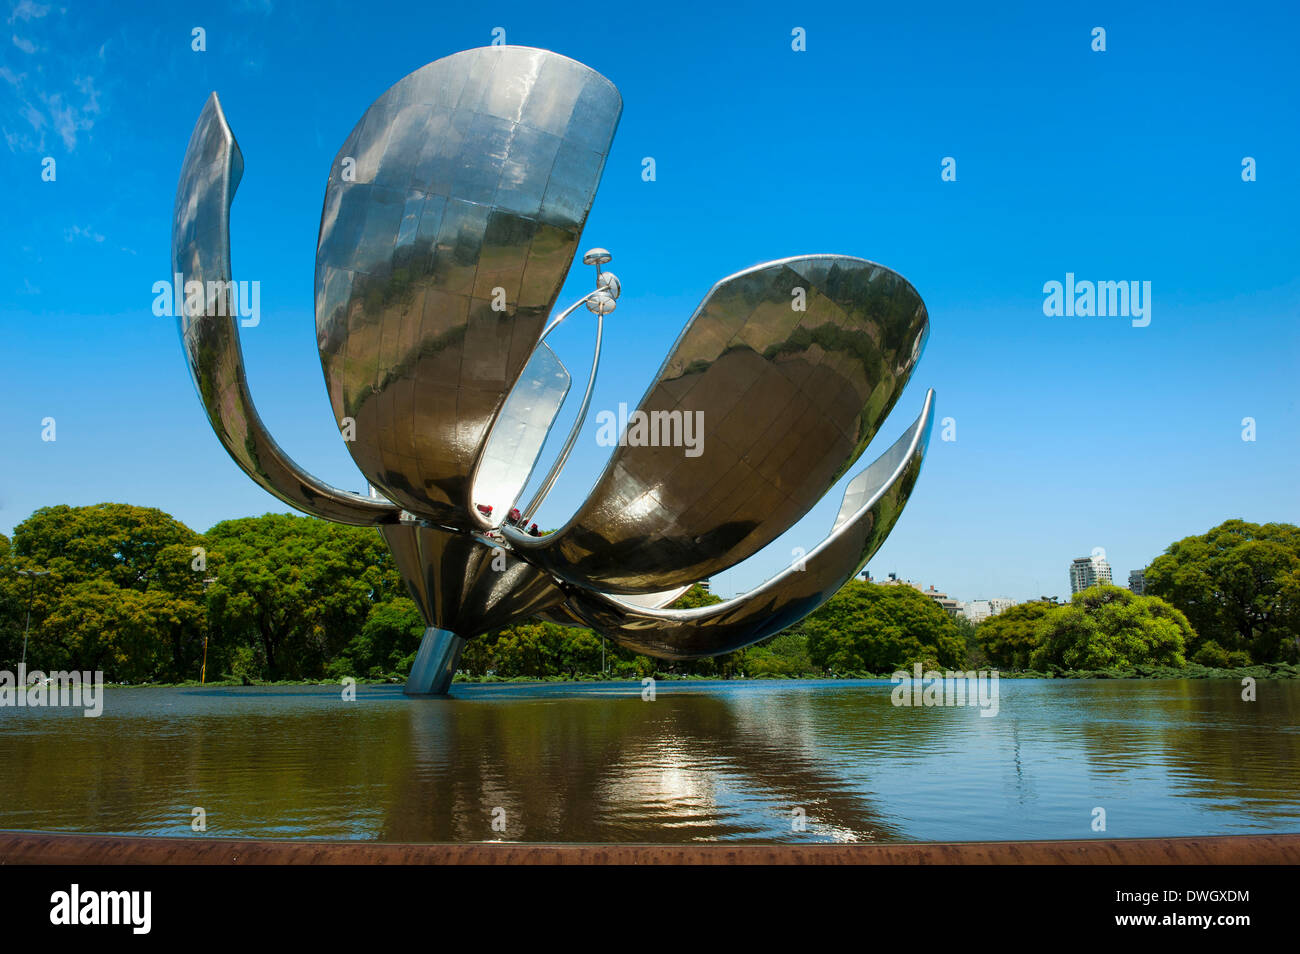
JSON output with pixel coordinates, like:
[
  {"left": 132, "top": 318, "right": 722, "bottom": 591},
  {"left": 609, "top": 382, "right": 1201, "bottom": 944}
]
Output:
[{"left": 2, "top": 831, "right": 1298, "bottom": 865}]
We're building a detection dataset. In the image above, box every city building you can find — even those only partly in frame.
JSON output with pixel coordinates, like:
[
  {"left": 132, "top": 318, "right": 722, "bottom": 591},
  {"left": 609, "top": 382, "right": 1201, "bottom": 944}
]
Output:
[
  {"left": 962, "top": 600, "right": 993, "bottom": 624},
  {"left": 1069, "top": 553, "right": 1112, "bottom": 594},
  {"left": 877, "top": 574, "right": 962, "bottom": 615},
  {"left": 960, "top": 597, "right": 1018, "bottom": 624},
  {"left": 923, "top": 585, "right": 961, "bottom": 616},
  {"left": 1128, "top": 569, "right": 1145, "bottom": 595}
]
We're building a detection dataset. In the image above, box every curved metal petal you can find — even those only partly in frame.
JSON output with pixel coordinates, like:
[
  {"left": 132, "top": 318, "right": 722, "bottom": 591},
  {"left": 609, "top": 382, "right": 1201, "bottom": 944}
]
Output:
[
  {"left": 314, "top": 46, "right": 622, "bottom": 528},
  {"left": 505, "top": 254, "right": 929, "bottom": 593},
  {"left": 171, "top": 92, "right": 400, "bottom": 526},
  {"left": 553, "top": 389, "right": 935, "bottom": 658},
  {"left": 470, "top": 340, "right": 570, "bottom": 519}
]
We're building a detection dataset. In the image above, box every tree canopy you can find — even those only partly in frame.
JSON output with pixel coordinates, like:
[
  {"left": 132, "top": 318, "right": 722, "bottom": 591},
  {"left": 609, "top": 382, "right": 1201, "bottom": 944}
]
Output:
[
  {"left": 1144, "top": 519, "right": 1300, "bottom": 663},
  {"left": 978, "top": 601, "right": 1057, "bottom": 669},
  {"left": 204, "top": 514, "right": 403, "bottom": 680},
  {"left": 3, "top": 504, "right": 1295, "bottom": 683},
  {"left": 3, "top": 504, "right": 207, "bottom": 681},
  {"left": 801, "top": 580, "right": 966, "bottom": 674},
  {"left": 1029, "top": 585, "right": 1191, "bottom": 670}
]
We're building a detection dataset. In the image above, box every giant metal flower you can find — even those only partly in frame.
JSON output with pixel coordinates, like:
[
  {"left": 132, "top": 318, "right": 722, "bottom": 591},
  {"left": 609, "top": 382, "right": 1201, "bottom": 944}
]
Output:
[{"left": 172, "top": 46, "right": 935, "bottom": 694}]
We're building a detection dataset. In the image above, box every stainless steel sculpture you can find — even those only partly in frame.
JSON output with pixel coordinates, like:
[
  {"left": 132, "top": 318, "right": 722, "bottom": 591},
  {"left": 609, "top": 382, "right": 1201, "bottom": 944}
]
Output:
[{"left": 172, "top": 46, "right": 936, "bottom": 695}]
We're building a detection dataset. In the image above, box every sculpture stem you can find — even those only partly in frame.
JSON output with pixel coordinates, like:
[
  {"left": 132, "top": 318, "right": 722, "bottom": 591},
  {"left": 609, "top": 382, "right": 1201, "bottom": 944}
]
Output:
[{"left": 404, "top": 628, "right": 466, "bottom": 696}]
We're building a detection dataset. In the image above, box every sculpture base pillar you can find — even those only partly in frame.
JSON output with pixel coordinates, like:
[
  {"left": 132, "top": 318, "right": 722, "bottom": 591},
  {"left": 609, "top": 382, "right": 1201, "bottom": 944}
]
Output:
[{"left": 404, "top": 627, "right": 466, "bottom": 696}]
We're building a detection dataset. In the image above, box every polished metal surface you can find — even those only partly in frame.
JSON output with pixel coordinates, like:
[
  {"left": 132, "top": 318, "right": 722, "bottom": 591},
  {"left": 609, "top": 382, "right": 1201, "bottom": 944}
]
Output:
[
  {"left": 172, "top": 94, "right": 400, "bottom": 526},
  {"left": 504, "top": 255, "right": 929, "bottom": 593},
  {"left": 470, "top": 340, "right": 570, "bottom": 519},
  {"left": 557, "top": 390, "right": 935, "bottom": 659},
  {"left": 173, "top": 45, "right": 936, "bottom": 693},
  {"left": 314, "top": 46, "right": 621, "bottom": 531},
  {"left": 519, "top": 278, "right": 613, "bottom": 523},
  {"left": 405, "top": 627, "right": 468, "bottom": 696},
  {"left": 379, "top": 520, "right": 565, "bottom": 636}
]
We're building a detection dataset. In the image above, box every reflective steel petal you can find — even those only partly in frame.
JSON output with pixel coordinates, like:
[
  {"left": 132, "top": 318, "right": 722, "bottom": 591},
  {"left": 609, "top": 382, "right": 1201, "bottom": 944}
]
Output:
[
  {"left": 505, "top": 255, "right": 929, "bottom": 592},
  {"left": 470, "top": 340, "right": 570, "bottom": 520},
  {"left": 315, "top": 46, "right": 622, "bottom": 528},
  {"left": 172, "top": 93, "right": 400, "bottom": 526},
  {"left": 554, "top": 389, "right": 936, "bottom": 657}
]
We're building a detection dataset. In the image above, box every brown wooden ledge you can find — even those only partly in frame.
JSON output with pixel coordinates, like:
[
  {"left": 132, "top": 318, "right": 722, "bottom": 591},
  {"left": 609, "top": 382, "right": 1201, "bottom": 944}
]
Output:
[{"left": 2, "top": 830, "right": 1299, "bottom": 864}]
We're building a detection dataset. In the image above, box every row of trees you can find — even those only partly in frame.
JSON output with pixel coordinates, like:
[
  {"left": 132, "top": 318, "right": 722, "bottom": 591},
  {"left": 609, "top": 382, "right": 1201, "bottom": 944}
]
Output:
[
  {"left": 976, "top": 520, "right": 1300, "bottom": 670},
  {"left": 977, "top": 586, "right": 1195, "bottom": 670},
  {"left": 2, "top": 506, "right": 1296, "bottom": 683}
]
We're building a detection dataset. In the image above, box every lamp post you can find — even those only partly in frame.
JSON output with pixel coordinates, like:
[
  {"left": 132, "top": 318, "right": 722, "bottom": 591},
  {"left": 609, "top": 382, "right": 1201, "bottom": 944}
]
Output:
[
  {"left": 201, "top": 577, "right": 218, "bottom": 684},
  {"left": 16, "top": 569, "right": 50, "bottom": 669}
]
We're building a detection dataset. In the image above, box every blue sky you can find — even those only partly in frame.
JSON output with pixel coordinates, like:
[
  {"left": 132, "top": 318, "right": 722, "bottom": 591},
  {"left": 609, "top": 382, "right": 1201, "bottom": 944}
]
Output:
[{"left": 1, "top": 0, "right": 1297, "bottom": 603}]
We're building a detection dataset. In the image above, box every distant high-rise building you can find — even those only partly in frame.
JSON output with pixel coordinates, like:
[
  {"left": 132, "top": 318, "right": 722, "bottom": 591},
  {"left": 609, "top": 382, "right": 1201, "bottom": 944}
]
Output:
[
  {"left": 1128, "top": 569, "right": 1145, "bottom": 595},
  {"left": 1070, "top": 553, "right": 1113, "bottom": 594}
]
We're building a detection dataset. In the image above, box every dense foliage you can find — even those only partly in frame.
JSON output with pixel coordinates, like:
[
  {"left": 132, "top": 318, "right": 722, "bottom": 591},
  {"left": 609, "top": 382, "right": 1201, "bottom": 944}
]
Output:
[
  {"left": 801, "top": 580, "right": 966, "bottom": 673},
  {"left": 979, "top": 587, "right": 1194, "bottom": 670},
  {"left": 1028, "top": 585, "right": 1191, "bottom": 670},
  {"left": 1144, "top": 519, "right": 1300, "bottom": 664},
  {"left": 1, "top": 504, "right": 207, "bottom": 681},
  {"left": 978, "top": 601, "right": 1057, "bottom": 668},
  {"left": 2, "top": 505, "right": 1296, "bottom": 682}
]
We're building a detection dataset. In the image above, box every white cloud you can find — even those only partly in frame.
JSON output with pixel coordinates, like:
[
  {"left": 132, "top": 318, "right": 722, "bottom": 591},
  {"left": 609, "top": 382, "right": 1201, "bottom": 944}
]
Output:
[
  {"left": 0, "top": 8, "right": 103, "bottom": 154},
  {"left": 9, "top": 1, "right": 51, "bottom": 24},
  {"left": 65, "top": 225, "right": 105, "bottom": 243}
]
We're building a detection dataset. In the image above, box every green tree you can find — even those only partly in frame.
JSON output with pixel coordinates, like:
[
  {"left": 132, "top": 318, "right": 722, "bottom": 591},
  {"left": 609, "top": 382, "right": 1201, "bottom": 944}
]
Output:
[
  {"left": 328, "top": 597, "right": 426, "bottom": 679},
  {"left": 38, "top": 579, "right": 169, "bottom": 680},
  {"left": 953, "top": 613, "right": 987, "bottom": 667},
  {"left": 1029, "top": 585, "right": 1190, "bottom": 670},
  {"left": 801, "top": 581, "right": 966, "bottom": 674},
  {"left": 12, "top": 503, "right": 197, "bottom": 591},
  {"left": 204, "top": 514, "right": 397, "bottom": 680},
  {"left": 669, "top": 583, "right": 723, "bottom": 610},
  {"left": 489, "top": 621, "right": 567, "bottom": 678},
  {"left": 977, "top": 601, "right": 1056, "bottom": 669},
  {"left": 0, "top": 534, "right": 23, "bottom": 664},
  {"left": 1144, "top": 520, "right": 1300, "bottom": 663},
  {"left": 743, "top": 633, "right": 816, "bottom": 677},
  {"left": 6, "top": 504, "right": 209, "bottom": 680}
]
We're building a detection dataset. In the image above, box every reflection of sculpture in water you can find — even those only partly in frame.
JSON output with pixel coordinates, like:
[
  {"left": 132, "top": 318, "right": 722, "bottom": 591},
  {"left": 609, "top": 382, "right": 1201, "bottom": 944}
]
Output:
[
  {"left": 388, "top": 690, "right": 906, "bottom": 843},
  {"left": 172, "top": 45, "right": 935, "bottom": 695}
]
